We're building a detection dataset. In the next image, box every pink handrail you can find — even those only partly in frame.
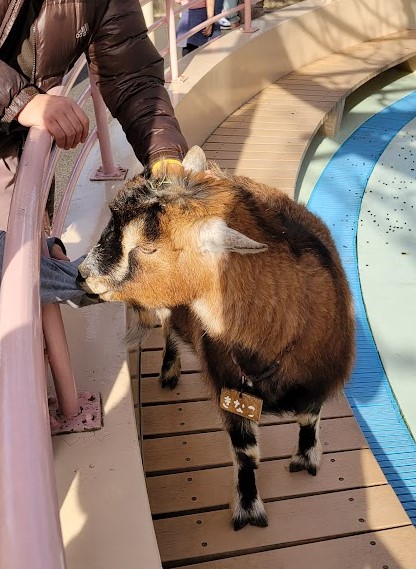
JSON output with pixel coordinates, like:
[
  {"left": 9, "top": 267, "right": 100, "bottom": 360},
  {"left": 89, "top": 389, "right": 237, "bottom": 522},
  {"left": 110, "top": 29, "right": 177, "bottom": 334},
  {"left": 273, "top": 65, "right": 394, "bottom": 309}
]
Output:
[
  {"left": 0, "top": 127, "right": 66, "bottom": 568},
  {"left": 0, "top": 59, "right": 112, "bottom": 567},
  {"left": 0, "top": 3, "right": 262, "bottom": 566}
]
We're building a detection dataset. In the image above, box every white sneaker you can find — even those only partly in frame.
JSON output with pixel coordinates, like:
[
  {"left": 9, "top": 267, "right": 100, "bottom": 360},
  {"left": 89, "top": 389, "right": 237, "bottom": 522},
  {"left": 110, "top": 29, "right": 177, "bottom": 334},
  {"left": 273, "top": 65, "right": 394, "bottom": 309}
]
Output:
[{"left": 219, "top": 17, "right": 231, "bottom": 29}]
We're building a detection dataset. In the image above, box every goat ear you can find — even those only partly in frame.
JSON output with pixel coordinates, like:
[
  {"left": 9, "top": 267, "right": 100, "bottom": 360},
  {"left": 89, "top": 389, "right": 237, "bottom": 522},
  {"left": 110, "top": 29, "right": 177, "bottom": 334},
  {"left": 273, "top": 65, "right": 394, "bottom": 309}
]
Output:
[
  {"left": 182, "top": 146, "right": 207, "bottom": 173},
  {"left": 198, "top": 219, "right": 268, "bottom": 255}
]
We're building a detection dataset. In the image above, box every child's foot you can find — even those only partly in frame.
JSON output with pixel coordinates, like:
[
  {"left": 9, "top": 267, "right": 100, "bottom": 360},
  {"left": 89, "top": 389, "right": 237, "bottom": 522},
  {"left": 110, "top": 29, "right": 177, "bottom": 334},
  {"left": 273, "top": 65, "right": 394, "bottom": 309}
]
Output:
[{"left": 219, "top": 17, "right": 231, "bottom": 29}]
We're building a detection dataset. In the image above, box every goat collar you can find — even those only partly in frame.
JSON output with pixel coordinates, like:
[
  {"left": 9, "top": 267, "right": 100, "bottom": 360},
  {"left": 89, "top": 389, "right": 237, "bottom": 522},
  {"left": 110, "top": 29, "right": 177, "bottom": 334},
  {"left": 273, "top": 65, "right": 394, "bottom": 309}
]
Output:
[
  {"left": 231, "top": 354, "right": 279, "bottom": 385},
  {"left": 231, "top": 341, "right": 295, "bottom": 386}
]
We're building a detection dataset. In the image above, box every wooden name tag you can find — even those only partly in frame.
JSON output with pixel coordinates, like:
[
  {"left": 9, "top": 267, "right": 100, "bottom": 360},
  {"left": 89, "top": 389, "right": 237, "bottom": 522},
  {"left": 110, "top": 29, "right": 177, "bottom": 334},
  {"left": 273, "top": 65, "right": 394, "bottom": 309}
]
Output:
[{"left": 220, "top": 388, "right": 263, "bottom": 423}]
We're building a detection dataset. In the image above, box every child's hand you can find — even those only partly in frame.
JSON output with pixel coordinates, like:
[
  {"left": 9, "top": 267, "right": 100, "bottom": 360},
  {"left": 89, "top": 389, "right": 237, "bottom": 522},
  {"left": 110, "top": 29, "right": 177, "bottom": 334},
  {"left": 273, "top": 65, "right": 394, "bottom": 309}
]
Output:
[
  {"left": 50, "top": 243, "right": 69, "bottom": 261},
  {"left": 202, "top": 23, "right": 213, "bottom": 36},
  {"left": 17, "top": 94, "right": 89, "bottom": 150}
]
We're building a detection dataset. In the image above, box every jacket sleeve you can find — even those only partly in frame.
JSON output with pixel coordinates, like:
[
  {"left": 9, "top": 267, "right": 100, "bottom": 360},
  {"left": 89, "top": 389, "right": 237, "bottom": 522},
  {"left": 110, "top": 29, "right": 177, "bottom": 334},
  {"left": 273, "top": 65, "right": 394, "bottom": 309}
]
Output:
[
  {"left": 87, "top": 0, "right": 188, "bottom": 168},
  {"left": 0, "top": 60, "right": 40, "bottom": 133}
]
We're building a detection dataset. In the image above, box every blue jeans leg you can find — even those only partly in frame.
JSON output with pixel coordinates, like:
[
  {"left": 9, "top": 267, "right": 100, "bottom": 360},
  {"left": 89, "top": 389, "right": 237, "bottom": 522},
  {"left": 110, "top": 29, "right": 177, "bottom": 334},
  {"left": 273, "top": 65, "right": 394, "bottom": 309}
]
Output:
[{"left": 222, "top": 0, "right": 240, "bottom": 24}]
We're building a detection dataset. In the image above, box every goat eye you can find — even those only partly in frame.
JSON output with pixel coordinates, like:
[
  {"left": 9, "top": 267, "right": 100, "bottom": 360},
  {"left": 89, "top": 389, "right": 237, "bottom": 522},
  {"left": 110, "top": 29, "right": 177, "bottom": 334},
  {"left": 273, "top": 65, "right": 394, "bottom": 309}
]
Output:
[{"left": 138, "top": 245, "right": 157, "bottom": 255}]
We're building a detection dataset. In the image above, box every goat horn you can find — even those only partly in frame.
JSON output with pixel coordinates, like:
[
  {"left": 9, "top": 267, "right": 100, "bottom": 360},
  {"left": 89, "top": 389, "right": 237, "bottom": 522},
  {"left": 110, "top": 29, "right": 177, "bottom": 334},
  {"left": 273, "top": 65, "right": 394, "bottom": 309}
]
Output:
[{"left": 182, "top": 146, "right": 207, "bottom": 173}]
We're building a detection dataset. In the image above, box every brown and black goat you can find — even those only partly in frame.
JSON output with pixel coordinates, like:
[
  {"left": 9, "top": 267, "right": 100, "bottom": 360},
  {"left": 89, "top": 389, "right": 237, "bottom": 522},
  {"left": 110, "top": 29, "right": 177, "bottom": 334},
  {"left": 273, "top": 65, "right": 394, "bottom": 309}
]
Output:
[{"left": 78, "top": 146, "right": 355, "bottom": 530}]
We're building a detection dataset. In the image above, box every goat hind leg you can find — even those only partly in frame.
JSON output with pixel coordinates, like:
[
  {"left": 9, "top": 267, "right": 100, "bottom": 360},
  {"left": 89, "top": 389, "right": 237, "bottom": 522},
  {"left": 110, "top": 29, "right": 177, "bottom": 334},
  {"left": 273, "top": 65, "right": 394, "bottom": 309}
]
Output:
[
  {"left": 290, "top": 410, "right": 322, "bottom": 476},
  {"left": 223, "top": 413, "right": 268, "bottom": 530}
]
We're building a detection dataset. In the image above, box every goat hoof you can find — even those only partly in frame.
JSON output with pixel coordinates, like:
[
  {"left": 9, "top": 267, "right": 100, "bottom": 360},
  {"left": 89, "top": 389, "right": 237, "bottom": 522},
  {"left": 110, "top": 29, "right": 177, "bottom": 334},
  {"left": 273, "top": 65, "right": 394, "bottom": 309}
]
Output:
[
  {"left": 289, "top": 460, "right": 306, "bottom": 473},
  {"left": 232, "top": 512, "right": 268, "bottom": 531},
  {"left": 233, "top": 517, "right": 249, "bottom": 531},
  {"left": 250, "top": 513, "right": 269, "bottom": 528},
  {"left": 289, "top": 455, "right": 319, "bottom": 476},
  {"left": 232, "top": 498, "right": 268, "bottom": 531},
  {"left": 159, "top": 374, "right": 179, "bottom": 390}
]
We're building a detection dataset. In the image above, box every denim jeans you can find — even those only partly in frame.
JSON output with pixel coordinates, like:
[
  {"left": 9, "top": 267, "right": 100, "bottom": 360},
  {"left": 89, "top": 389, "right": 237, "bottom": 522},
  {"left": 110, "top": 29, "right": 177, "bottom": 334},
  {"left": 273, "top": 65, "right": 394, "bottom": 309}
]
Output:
[
  {"left": 222, "top": 0, "right": 240, "bottom": 24},
  {"left": 0, "top": 230, "right": 100, "bottom": 307}
]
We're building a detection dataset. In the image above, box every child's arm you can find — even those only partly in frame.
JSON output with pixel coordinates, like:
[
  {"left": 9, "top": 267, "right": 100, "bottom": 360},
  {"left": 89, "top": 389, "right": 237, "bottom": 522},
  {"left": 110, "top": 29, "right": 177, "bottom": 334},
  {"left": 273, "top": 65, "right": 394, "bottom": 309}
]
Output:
[
  {"left": 0, "top": 231, "right": 100, "bottom": 308},
  {"left": 202, "top": 0, "right": 215, "bottom": 36}
]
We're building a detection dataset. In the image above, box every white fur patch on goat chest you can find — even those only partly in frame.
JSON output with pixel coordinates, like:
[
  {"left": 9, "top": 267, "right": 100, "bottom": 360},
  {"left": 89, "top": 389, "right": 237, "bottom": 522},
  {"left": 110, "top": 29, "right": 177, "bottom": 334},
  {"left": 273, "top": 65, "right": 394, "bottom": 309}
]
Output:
[{"left": 191, "top": 298, "right": 225, "bottom": 336}]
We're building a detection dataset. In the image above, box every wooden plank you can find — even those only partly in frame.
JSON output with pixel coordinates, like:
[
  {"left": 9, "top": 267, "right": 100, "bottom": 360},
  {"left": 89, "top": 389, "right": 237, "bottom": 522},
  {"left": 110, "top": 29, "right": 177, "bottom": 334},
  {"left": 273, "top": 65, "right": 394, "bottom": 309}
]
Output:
[
  {"left": 248, "top": 92, "right": 340, "bottom": 104},
  {"left": 147, "top": 448, "right": 386, "bottom": 516},
  {"left": 154, "top": 486, "right": 411, "bottom": 566},
  {"left": 143, "top": 417, "right": 368, "bottom": 474},
  {"left": 204, "top": 150, "right": 301, "bottom": 161},
  {"left": 143, "top": 400, "right": 221, "bottom": 436},
  {"left": 205, "top": 157, "right": 307, "bottom": 168},
  {"left": 208, "top": 162, "right": 311, "bottom": 176},
  {"left": 141, "top": 373, "right": 351, "bottom": 410},
  {"left": 141, "top": 349, "right": 200, "bottom": 376},
  {"left": 219, "top": 117, "right": 323, "bottom": 129},
  {"left": 141, "top": 373, "right": 209, "bottom": 405},
  {"left": 213, "top": 127, "right": 320, "bottom": 138},
  {"left": 142, "top": 394, "right": 353, "bottom": 437},
  {"left": 206, "top": 134, "right": 307, "bottom": 144},
  {"left": 233, "top": 168, "right": 305, "bottom": 179},
  {"left": 227, "top": 108, "right": 328, "bottom": 120},
  {"left": 178, "top": 526, "right": 416, "bottom": 569},
  {"left": 260, "top": 86, "right": 344, "bottom": 99},
  {"left": 203, "top": 139, "right": 305, "bottom": 152},
  {"left": 203, "top": 142, "right": 307, "bottom": 152}
]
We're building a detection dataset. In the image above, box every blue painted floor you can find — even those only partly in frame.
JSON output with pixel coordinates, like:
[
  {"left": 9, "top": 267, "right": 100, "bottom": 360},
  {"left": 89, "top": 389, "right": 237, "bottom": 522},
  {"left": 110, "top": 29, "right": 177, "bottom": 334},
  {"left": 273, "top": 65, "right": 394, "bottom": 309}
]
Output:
[{"left": 304, "top": 73, "right": 416, "bottom": 524}]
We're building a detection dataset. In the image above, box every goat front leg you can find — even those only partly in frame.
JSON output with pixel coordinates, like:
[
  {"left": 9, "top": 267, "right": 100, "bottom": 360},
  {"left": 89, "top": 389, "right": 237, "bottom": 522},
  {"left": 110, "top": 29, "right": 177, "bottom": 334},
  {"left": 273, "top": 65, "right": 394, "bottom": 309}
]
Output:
[
  {"left": 159, "top": 320, "right": 181, "bottom": 389},
  {"left": 222, "top": 412, "right": 268, "bottom": 530},
  {"left": 289, "top": 409, "right": 322, "bottom": 475}
]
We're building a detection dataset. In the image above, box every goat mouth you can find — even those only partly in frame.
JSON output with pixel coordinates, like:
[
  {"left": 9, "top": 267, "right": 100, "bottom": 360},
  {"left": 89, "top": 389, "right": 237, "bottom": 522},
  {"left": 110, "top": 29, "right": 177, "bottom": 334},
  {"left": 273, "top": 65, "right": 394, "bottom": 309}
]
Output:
[
  {"left": 76, "top": 272, "right": 113, "bottom": 296},
  {"left": 86, "top": 292, "right": 100, "bottom": 300}
]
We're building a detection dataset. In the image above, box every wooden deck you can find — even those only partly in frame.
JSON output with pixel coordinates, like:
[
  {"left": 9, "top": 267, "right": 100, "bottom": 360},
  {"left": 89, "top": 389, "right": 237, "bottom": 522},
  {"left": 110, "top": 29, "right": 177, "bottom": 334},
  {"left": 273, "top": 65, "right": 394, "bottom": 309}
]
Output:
[
  {"left": 133, "top": 29, "right": 416, "bottom": 569},
  {"left": 203, "top": 29, "right": 416, "bottom": 196},
  {"left": 136, "top": 333, "right": 416, "bottom": 568}
]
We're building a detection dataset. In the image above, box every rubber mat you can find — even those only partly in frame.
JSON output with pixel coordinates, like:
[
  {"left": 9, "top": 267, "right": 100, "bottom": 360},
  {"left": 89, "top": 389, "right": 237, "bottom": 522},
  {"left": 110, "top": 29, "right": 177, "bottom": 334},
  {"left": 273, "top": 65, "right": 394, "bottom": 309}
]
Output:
[{"left": 307, "top": 91, "right": 416, "bottom": 523}]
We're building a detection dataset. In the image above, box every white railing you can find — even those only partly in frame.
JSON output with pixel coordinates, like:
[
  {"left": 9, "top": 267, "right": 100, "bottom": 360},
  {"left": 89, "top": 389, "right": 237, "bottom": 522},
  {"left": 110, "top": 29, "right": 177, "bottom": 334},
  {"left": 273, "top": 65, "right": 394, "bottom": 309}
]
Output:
[{"left": 0, "top": 1, "right": 259, "bottom": 566}]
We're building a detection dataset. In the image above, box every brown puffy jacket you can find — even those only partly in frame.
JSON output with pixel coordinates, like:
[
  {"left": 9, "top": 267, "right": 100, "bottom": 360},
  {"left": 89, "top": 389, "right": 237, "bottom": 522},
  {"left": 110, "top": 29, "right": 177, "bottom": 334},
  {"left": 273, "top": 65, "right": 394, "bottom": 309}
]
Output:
[{"left": 0, "top": 0, "right": 188, "bottom": 166}]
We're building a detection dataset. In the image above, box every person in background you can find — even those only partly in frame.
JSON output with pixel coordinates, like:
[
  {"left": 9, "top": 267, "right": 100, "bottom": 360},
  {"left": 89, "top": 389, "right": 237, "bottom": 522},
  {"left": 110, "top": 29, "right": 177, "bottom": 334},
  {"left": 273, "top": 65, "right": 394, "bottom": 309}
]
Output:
[
  {"left": 219, "top": 0, "right": 240, "bottom": 30},
  {"left": 176, "top": 0, "right": 222, "bottom": 56},
  {"left": 0, "top": 0, "right": 189, "bottom": 238}
]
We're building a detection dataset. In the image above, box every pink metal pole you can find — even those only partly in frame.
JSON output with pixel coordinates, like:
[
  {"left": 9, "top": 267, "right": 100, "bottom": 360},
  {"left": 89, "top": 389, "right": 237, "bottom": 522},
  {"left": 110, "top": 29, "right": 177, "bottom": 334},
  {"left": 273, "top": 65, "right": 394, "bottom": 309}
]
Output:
[
  {"left": 41, "top": 236, "right": 79, "bottom": 419},
  {"left": 166, "top": 0, "right": 179, "bottom": 81},
  {"left": 50, "top": 85, "right": 94, "bottom": 237},
  {"left": 43, "top": 304, "right": 79, "bottom": 417},
  {"left": 52, "top": 127, "right": 98, "bottom": 237},
  {"left": 0, "top": 128, "right": 66, "bottom": 569},
  {"left": 244, "top": 0, "right": 252, "bottom": 32},
  {"left": 89, "top": 74, "right": 116, "bottom": 175},
  {"left": 88, "top": 72, "right": 127, "bottom": 180}
]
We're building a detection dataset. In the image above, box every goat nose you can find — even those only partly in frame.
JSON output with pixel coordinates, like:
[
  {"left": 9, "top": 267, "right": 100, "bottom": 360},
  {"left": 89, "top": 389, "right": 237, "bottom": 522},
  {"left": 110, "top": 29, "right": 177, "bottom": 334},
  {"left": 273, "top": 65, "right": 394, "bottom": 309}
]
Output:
[{"left": 77, "top": 260, "right": 89, "bottom": 279}]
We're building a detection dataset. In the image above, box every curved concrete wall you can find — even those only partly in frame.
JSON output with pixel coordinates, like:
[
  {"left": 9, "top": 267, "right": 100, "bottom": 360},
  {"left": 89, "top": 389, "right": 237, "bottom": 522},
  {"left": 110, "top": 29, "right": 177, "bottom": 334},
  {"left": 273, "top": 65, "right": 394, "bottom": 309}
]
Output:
[{"left": 169, "top": 0, "right": 416, "bottom": 146}]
